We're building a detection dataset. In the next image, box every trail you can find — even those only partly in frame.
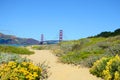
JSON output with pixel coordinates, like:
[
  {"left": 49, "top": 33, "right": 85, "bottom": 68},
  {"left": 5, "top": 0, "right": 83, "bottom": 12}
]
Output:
[{"left": 25, "top": 49, "right": 103, "bottom": 80}]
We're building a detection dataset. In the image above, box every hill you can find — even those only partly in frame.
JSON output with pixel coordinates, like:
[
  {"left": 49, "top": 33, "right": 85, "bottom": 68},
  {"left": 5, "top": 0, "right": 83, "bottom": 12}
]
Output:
[
  {"left": 0, "top": 33, "right": 39, "bottom": 45},
  {"left": 92, "top": 28, "right": 120, "bottom": 37},
  {"left": 52, "top": 28, "right": 120, "bottom": 68}
]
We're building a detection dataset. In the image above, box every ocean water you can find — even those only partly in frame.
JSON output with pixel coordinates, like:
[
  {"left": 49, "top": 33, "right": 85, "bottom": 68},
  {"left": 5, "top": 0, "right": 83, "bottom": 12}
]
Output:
[{"left": 0, "top": 44, "right": 30, "bottom": 47}]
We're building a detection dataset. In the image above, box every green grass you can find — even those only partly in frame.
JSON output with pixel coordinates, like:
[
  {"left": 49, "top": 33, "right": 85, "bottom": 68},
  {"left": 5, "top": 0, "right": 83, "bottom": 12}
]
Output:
[
  {"left": 32, "top": 45, "right": 46, "bottom": 50},
  {"left": 0, "top": 45, "right": 34, "bottom": 55},
  {"left": 32, "top": 44, "right": 60, "bottom": 50}
]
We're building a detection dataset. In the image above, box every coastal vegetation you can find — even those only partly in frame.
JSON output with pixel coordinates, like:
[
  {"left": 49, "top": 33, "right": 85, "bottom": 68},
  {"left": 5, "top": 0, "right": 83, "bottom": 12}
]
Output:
[
  {"left": 0, "top": 53, "right": 48, "bottom": 80},
  {"left": 0, "top": 45, "right": 34, "bottom": 54},
  {"left": 32, "top": 44, "right": 60, "bottom": 50},
  {"left": 32, "top": 45, "right": 49, "bottom": 50},
  {"left": 90, "top": 55, "right": 120, "bottom": 80},
  {"left": 0, "top": 44, "right": 49, "bottom": 80},
  {"left": 53, "top": 35, "right": 120, "bottom": 67}
]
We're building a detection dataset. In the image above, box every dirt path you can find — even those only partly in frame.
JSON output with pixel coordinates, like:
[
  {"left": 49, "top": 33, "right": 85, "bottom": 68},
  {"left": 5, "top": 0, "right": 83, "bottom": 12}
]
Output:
[{"left": 25, "top": 49, "right": 103, "bottom": 80}]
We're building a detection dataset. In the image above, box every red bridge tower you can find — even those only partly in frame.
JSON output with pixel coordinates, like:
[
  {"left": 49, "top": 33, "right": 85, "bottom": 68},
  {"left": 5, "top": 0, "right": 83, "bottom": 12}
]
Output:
[
  {"left": 59, "top": 30, "right": 63, "bottom": 42},
  {"left": 40, "top": 34, "right": 44, "bottom": 44}
]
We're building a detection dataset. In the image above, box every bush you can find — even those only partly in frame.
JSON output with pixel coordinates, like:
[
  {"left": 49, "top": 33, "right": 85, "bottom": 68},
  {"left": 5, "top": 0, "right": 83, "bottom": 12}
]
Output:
[
  {"left": 90, "top": 55, "right": 120, "bottom": 80},
  {"left": 0, "top": 61, "right": 42, "bottom": 80},
  {"left": 60, "top": 51, "right": 82, "bottom": 64},
  {"left": 59, "top": 43, "right": 74, "bottom": 54},
  {"left": 103, "top": 55, "right": 120, "bottom": 80},
  {"left": 80, "top": 55, "right": 102, "bottom": 67},
  {"left": 0, "top": 45, "right": 34, "bottom": 54},
  {"left": 90, "top": 57, "right": 111, "bottom": 78},
  {"left": 0, "top": 53, "right": 48, "bottom": 80},
  {"left": 52, "top": 36, "right": 120, "bottom": 67},
  {"left": 52, "top": 49, "right": 63, "bottom": 57},
  {"left": 0, "top": 53, "right": 30, "bottom": 64}
]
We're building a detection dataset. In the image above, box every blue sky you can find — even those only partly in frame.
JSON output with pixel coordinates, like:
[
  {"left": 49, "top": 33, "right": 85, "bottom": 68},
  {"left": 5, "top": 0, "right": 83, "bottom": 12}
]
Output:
[{"left": 0, "top": 0, "right": 120, "bottom": 41}]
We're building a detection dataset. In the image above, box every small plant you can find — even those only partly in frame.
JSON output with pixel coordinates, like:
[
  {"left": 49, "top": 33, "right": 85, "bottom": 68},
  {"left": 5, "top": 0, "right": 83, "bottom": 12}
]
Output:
[
  {"left": 52, "top": 49, "right": 63, "bottom": 57},
  {"left": 37, "top": 61, "right": 49, "bottom": 79},
  {"left": 0, "top": 53, "right": 30, "bottom": 64}
]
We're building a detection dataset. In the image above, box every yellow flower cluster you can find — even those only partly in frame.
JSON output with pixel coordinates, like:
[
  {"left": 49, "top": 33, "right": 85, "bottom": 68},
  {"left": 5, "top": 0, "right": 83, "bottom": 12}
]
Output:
[
  {"left": 103, "top": 55, "right": 120, "bottom": 80},
  {"left": 0, "top": 61, "right": 42, "bottom": 80},
  {"left": 90, "top": 55, "right": 120, "bottom": 80},
  {"left": 90, "top": 57, "right": 109, "bottom": 77}
]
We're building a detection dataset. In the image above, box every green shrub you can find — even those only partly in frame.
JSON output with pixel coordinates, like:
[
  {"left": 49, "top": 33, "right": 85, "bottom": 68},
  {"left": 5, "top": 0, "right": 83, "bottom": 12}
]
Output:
[
  {"left": 90, "top": 57, "right": 111, "bottom": 78},
  {"left": 52, "top": 36, "right": 120, "bottom": 67},
  {"left": 0, "top": 45, "right": 34, "bottom": 54},
  {"left": 0, "top": 53, "right": 48, "bottom": 80},
  {"left": 0, "top": 53, "right": 30, "bottom": 64},
  {"left": 60, "top": 52, "right": 82, "bottom": 64},
  {"left": 60, "top": 45, "right": 105, "bottom": 66},
  {"left": 0, "top": 61, "right": 42, "bottom": 80},
  {"left": 103, "top": 55, "right": 120, "bottom": 80},
  {"left": 60, "top": 43, "right": 74, "bottom": 54},
  {"left": 109, "top": 44, "right": 120, "bottom": 56},
  {"left": 90, "top": 55, "right": 120, "bottom": 80},
  {"left": 80, "top": 55, "right": 101, "bottom": 67},
  {"left": 52, "top": 49, "right": 63, "bottom": 57}
]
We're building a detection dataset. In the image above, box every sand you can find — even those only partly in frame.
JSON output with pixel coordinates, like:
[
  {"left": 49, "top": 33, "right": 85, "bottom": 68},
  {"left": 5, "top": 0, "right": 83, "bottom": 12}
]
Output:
[{"left": 24, "top": 49, "right": 103, "bottom": 80}]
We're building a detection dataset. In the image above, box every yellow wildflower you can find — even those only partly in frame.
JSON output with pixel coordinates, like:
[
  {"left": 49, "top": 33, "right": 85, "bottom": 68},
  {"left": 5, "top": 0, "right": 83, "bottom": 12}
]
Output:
[
  {"left": 115, "top": 71, "right": 119, "bottom": 80},
  {"left": 8, "top": 61, "right": 16, "bottom": 67},
  {"left": 22, "top": 62, "right": 28, "bottom": 66},
  {"left": 33, "top": 72, "right": 38, "bottom": 77}
]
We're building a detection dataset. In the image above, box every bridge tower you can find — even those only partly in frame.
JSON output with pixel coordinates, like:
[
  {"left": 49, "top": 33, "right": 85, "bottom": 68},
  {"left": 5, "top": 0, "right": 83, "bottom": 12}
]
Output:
[
  {"left": 59, "top": 30, "right": 63, "bottom": 42},
  {"left": 40, "top": 34, "right": 44, "bottom": 44}
]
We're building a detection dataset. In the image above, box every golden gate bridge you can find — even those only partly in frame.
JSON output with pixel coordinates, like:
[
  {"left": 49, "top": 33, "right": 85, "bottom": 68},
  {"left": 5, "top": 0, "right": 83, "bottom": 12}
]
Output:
[{"left": 40, "top": 30, "right": 63, "bottom": 44}]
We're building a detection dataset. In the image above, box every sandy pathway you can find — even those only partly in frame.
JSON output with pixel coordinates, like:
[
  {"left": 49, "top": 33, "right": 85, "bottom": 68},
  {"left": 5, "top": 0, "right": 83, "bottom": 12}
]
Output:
[{"left": 25, "top": 49, "right": 103, "bottom": 80}]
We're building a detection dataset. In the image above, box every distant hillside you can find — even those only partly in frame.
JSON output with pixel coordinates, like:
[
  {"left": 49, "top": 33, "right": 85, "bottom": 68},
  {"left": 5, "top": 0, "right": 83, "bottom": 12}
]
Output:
[
  {"left": 92, "top": 28, "right": 120, "bottom": 37},
  {"left": 0, "top": 33, "right": 39, "bottom": 45}
]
